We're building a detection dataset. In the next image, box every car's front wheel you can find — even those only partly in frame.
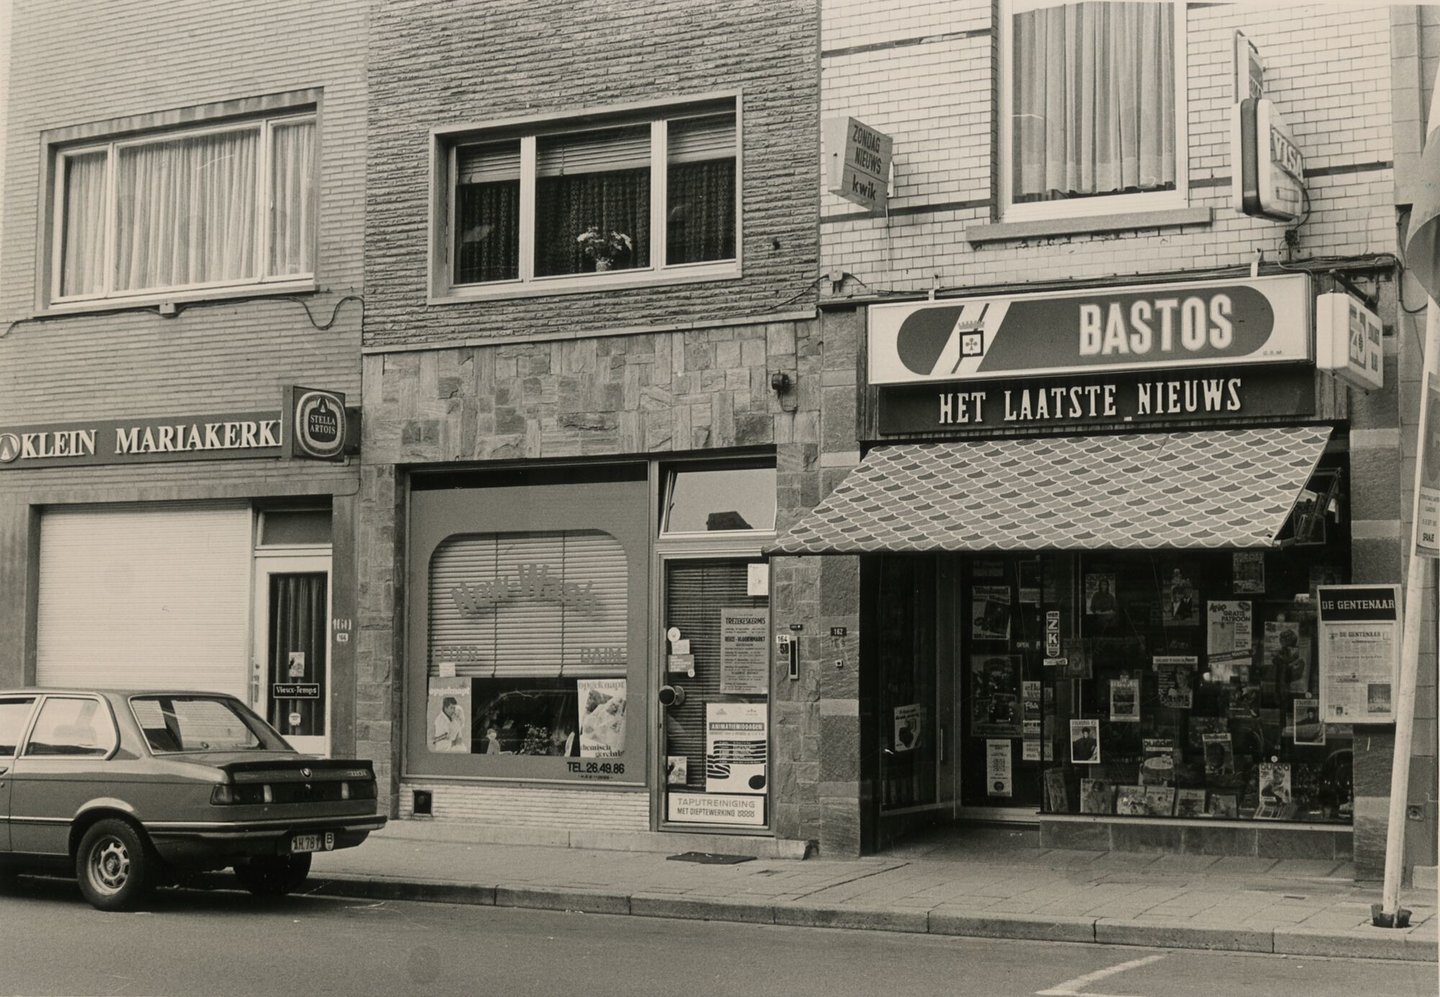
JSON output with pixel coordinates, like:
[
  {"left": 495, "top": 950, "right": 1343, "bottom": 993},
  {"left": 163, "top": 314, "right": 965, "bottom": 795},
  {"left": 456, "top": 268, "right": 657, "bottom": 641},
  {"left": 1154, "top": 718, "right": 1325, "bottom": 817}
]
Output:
[
  {"left": 76, "top": 819, "right": 153, "bottom": 911},
  {"left": 233, "top": 853, "right": 312, "bottom": 897}
]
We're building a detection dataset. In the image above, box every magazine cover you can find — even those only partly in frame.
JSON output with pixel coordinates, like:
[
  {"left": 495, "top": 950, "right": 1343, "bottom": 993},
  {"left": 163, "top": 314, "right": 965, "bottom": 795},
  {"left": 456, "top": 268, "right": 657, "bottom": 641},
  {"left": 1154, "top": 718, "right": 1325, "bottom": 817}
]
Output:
[
  {"left": 1109, "top": 676, "right": 1140, "bottom": 722},
  {"left": 1069, "top": 718, "right": 1101, "bottom": 764},
  {"left": 1139, "top": 737, "right": 1177, "bottom": 785},
  {"left": 1155, "top": 656, "right": 1197, "bottom": 708},
  {"left": 1045, "top": 637, "right": 1093, "bottom": 679},
  {"left": 971, "top": 655, "right": 1022, "bottom": 737},
  {"left": 1115, "top": 785, "right": 1146, "bottom": 816},
  {"left": 1187, "top": 715, "right": 1228, "bottom": 753},
  {"left": 1202, "top": 732, "right": 1235, "bottom": 777},
  {"left": 1258, "top": 762, "right": 1292, "bottom": 815},
  {"left": 1232, "top": 551, "right": 1265, "bottom": 595},
  {"left": 972, "top": 585, "right": 1013, "bottom": 640},
  {"left": 1207, "top": 793, "right": 1239, "bottom": 818},
  {"left": 427, "top": 677, "right": 472, "bottom": 754},
  {"left": 1161, "top": 563, "right": 1199, "bottom": 624},
  {"left": 1293, "top": 696, "right": 1325, "bottom": 745},
  {"left": 1080, "top": 778, "right": 1115, "bottom": 814},
  {"left": 1175, "top": 788, "right": 1208, "bottom": 817},
  {"left": 1042, "top": 767, "right": 1067, "bottom": 810},
  {"left": 1143, "top": 785, "right": 1176, "bottom": 816},
  {"left": 1084, "top": 573, "right": 1119, "bottom": 615},
  {"left": 577, "top": 678, "right": 628, "bottom": 757}
]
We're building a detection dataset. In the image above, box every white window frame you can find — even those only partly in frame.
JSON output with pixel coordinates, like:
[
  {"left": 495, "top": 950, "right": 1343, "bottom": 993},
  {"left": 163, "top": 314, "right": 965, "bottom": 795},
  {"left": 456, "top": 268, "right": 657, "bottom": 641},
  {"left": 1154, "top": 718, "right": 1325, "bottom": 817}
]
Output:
[
  {"left": 998, "top": 0, "right": 1188, "bottom": 222},
  {"left": 48, "top": 111, "right": 318, "bottom": 308},
  {"left": 431, "top": 95, "right": 742, "bottom": 302}
]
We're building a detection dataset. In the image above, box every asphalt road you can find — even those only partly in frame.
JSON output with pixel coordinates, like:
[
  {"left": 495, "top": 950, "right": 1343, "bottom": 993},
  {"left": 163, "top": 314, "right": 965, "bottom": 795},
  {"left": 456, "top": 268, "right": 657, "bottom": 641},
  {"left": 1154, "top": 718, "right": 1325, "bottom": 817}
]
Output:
[{"left": 0, "top": 874, "right": 1434, "bottom": 997}]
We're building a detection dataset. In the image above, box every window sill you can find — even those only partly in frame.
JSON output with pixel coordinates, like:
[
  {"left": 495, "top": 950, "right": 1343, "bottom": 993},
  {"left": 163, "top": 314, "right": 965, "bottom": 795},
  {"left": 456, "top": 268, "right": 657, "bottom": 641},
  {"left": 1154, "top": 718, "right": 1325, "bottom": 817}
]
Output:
[
  {"left": 430, "top": 262, "right": 740, "bottom": 304},
  {"left": 40, "top": 279, "right": 319, "bottom": 318},
  {"left": 965, "top": 207, "right": 1212, "bottom": 245}
]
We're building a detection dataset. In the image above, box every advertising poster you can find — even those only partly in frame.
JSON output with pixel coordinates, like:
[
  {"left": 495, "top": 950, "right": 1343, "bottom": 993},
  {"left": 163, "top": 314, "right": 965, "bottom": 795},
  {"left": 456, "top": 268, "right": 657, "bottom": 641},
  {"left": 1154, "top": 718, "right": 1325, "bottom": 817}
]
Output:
[
  {"left": 1233, "top": 551, "right": 1266, "bottom": 594},
  {"left": 1161, "top": 563, "right": 1199, "bottom": 624},
  {"left": 1044, "top": 637, "right": 1092, "bottom": 679},
  {"left": 666, "top": 755, "right": 689, "bottom": 785},
  {"left": 705, "top": 702, "right": 768, "bottom": 794},
  {"left": 1109, "top": 676, "right": 1140, "bottom": 722},
  {"left": 577, "top": 678, "right": 628, "bottom": 757},
  {"left": 1207, "top": 600, "right": 1253, "bottom": 659},
  {"left": 1084, "top": 573, "right": 1118, "bottom": 615},
  {"left": 971, "top": 655, "right": 1022, "bottom": 736},
  {"left": 427, "top": 677, "right": 472, "bottom": 753},
  {"left": 972, "top": 586, "right": 1013, "bottom": 639},
  {"left": 1070, "top": 718, "right": 1101, "bottom": 764},
  {"left": 1155, "top": 656, "right": 1197, "bottom": 708},
  {"left": 1317, "top": 584, "right": 1400, "bottom": 722},
  {"left": 986, "top": 739, "right": 1013, "bottom": 797},
  {"left": 893, "top": 703, "right": 923, "bottom": 752},
  {"left": 720, "top": 607, "right": 770, "bottom": 694}
]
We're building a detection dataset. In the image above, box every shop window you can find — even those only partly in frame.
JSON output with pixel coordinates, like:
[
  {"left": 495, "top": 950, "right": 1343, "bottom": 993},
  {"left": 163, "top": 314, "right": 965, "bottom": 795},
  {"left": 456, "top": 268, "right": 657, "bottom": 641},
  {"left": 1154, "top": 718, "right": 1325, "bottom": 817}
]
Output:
[
  {"left": 662, "top": 465, "right": 776, "bottom": 533},
  {"left": 877, "top": 557, "right": 938, "bottom": 811},
  {"left": 51, "top": 111, "right": 316, "bottom": 305},
  {"left": 999, "top": 0, "right": 1187, "bottom": 221},
  {"left": 426, "top": 530, "right": 630, "bottom": 769},
  {"left": 439, "top": 98, "right": 738, "bottom": 296}
]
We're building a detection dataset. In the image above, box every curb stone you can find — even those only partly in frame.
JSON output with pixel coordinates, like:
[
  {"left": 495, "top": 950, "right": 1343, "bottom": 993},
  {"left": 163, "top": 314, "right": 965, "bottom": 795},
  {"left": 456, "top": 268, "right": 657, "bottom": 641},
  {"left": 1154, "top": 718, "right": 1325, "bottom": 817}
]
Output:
[
  {"left": 928, "top": 910, "right": 1096, "bottom": 943},
  {"left": 1094, "top": 919, "right": 1274, "bottom": 953}
]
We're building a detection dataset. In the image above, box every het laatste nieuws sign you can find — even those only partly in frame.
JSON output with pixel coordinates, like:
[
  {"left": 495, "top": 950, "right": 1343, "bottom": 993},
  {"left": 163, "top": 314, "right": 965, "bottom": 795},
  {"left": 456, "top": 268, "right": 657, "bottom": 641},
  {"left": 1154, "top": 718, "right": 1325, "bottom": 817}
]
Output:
[{"left": 868, "top": 274, "right": 1313, "bottom": 432}]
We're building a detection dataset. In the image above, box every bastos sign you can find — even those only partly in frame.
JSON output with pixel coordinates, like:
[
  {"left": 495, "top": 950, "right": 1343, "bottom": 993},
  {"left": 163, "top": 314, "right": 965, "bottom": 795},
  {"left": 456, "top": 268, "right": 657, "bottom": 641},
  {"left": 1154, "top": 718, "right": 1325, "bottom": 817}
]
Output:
[{"left": 869, "top": 274, "right": 1310, "bottom": 385}]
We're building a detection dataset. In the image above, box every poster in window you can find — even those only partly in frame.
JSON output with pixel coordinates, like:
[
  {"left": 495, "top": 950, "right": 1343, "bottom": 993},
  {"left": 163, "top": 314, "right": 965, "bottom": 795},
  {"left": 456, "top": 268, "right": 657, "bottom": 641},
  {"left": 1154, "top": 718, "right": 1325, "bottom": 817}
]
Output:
[
  {"left": 1202, "top": 732, "right": 1235, "bottom": 777},
  {"left": 666, "top": 755, "right": 689, "bottom": 785},
  {"left": 971, "top": 655, "right": 1022, "bottom": 736},
  {"left": 972, "top": 586, "right": 1012, "bottom": 640},
  {"left": 1080, "top": 778, "right": 1115, "bottom": 814},
  {"left": 1161, "top": 563, "right": 1199, "bottom": 625},
  {"left": 427, "top": 677, "right": 472, "bottom": 753},
  {"left": 1043, "top": 767, "right": 1068, "bottom": 810},
  {"left": 986, "top": 739, "right": 1013, "bottom": 798},
  {"left": 577, "top": 678, "right": 627, "bottom": 757},
  {"left": 1256, "top": 762, "right": 1292, "bottom": 818},
  {"left": 720, "top": 607, "right": 770, "bottom": 694},
  {"left": 1155, "top": 656, "right": 1196, "bottom": 709},
  {"left": 1261, "top": 621, "right": 1307, "bottom": 695},
  {"left": 1292, "top": 696, "right": 1324, "bottom": 745},
  {"left": 893, "top": 703, "right": 924, "bottom": 752},
  {"left": 1140, "top": 738, "right": 1176, "bottom": 786},
  {"left": 1232, "top": 551, "right": 1265, "bottom": 594},
  {"left": 1084, "top": 573, "right": 1118, "bottom": 616},
  {"left": 1109, "top": 676, "right": 1140, "bottom": 722},
  {"left": 1069, "top": 718, "right": 1100, "bottom": 764},
  {"left": 705, "top": 702, "right": 767, "bottom": 794},
  {"left": 1317, "top": 585, "right": 1400, "bottom": 722},
  {"left": 1207, "top": 600, "right": 1252, "bottom": 660}
]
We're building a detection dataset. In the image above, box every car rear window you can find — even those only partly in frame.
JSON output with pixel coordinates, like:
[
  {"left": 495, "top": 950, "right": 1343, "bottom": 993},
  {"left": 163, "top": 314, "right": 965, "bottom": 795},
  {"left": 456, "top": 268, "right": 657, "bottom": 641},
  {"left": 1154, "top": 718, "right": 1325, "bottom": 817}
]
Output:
[{"left": 130, "top": 696, "right": 282, "bottom": 753}]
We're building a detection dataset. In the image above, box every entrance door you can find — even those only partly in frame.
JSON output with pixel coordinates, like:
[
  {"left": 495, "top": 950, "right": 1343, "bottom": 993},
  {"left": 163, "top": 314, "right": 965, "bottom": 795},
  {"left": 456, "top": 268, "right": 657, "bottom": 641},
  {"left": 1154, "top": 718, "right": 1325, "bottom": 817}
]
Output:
[{"left": 253, "top": 555, "right": 330, "bottom": 756}]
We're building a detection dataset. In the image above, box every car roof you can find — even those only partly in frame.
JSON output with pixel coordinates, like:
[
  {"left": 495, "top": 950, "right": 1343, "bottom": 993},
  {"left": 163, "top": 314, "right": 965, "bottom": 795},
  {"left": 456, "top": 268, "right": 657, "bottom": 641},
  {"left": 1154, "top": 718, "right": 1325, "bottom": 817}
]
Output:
[{"left": 0, "top": 688, "right": 244, "bottom": 699}]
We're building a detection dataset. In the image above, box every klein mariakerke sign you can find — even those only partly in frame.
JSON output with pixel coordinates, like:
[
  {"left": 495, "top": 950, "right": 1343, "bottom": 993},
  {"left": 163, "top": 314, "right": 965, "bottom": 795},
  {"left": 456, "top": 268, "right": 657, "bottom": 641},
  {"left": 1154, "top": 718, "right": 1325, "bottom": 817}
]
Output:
[
  {"left": 868, "top": 274, "right": 1310, "bottom": 385},
  {"left": 0, "top": 413, "right": 283, "bottom": 469}
]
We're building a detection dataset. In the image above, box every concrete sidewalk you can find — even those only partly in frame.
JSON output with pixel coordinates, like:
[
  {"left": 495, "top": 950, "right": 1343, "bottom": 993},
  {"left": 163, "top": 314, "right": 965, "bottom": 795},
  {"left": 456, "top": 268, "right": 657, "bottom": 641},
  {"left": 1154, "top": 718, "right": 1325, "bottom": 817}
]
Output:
[{"left": 307, "top": 821, "right": 1439, "bottom": 964}]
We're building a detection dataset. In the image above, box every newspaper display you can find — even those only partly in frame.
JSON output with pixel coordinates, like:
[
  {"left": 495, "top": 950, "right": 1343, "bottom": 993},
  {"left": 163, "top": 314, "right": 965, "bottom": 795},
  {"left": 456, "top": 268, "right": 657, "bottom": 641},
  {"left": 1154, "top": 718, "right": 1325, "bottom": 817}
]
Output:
[
  {"left": 719, "top": 607, "right": 770, "bottom": 694},
  {"left": 1316, "top": 584, "right": 1400, "bottom": 723}
]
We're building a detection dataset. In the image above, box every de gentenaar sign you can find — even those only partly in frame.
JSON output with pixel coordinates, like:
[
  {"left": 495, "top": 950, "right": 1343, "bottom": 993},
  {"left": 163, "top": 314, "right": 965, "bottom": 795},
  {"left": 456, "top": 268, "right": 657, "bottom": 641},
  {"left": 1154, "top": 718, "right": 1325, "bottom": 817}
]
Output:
[
  {"left": 0, "top": 412, "right": 282, "bottom": 469},
  {"left": 868, "top": 274, "right": 1310, "bottom": 385}
]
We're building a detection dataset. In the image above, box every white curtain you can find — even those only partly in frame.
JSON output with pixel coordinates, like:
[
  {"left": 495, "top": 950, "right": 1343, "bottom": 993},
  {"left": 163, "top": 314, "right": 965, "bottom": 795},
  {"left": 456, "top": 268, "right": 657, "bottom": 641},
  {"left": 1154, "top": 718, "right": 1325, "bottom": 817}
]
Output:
[
  {"left": 1012, "top": 1, "right": 1175, "bottom": 202},
  {"left": 114, "top": 128, "right": 259, "bottom": 291},
  {"left": 270, "top": 119, "right": 315, "bottom": 276},
  {"left": 60, "top": 152, "right": 108, "bottom": 296}
]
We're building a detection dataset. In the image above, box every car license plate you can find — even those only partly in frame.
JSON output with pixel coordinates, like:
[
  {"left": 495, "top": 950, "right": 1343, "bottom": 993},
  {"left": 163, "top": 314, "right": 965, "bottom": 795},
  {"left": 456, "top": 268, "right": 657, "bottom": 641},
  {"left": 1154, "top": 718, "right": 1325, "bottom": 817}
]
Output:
[{"left": 291, "top": 831, "right": 335, "bottom": 854}]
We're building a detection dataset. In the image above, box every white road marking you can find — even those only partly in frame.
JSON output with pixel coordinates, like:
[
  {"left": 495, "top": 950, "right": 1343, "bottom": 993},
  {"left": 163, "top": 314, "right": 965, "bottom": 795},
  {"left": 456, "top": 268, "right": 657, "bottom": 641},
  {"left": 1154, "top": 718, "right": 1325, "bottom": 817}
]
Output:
[{"left": 1035, "top": 952, "right": 1168, "bottom": 996}]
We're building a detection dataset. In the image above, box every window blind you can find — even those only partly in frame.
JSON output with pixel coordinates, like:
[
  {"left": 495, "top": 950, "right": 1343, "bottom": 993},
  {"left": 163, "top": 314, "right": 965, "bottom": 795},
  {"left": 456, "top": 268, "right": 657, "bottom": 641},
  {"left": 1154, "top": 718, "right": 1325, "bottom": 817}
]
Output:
[
  {"left": 537, "top": 125, "right": 650, "bottom": 177},
  {"left": 668, "top": 114, "right": 735, "bottom": 164},
  {"left": 457, "top": 140, "right": 521, "bottom": 184},
  {"left": 429, "top": 530, "right": 628, "bottom": 679}
]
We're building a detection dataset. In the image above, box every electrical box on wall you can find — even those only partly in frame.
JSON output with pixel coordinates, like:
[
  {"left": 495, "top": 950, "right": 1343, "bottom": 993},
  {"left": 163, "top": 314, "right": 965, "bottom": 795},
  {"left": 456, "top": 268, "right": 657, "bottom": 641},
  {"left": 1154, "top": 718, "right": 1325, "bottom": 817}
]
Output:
[{"left": 1315, "top": 292, "right": 1383, "bottom": 391}]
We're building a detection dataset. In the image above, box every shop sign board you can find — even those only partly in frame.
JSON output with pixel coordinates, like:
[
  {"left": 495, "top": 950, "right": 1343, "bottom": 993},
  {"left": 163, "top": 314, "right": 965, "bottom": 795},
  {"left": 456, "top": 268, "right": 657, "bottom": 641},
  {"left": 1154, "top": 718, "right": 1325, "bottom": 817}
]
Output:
[
  {"left": 823, "top": 116, "right": 894, "bottom": 212},
  {"left": 1232, "top": 97, "right": 1306, "bottom": 222},
  {"left": 877, "top": 364, "right": 1314, "bottom": 435},
  {"left": 283, "top": 385, "right": 349, "bottom": 461},
  {"left": 272, "top": 682, "right": 321, "bottom": 699},
  {"left": 1317, "top": 584, "right": 1400, "bottom": 724},
  {"left": 868, "top": 274, "right": 1310, "bottom": 385},
  {"left": 0, "top": 411, "right": 282, "bottom": 469},
  {"left": 1315, "top": 292, "right": 1383, "bottom": 391},
  {"left": 666, "top": 791, "right": 766, "bottom": 826},
  {"left": 1234, "top": 31, "right": 1264, "bottom": 102}
]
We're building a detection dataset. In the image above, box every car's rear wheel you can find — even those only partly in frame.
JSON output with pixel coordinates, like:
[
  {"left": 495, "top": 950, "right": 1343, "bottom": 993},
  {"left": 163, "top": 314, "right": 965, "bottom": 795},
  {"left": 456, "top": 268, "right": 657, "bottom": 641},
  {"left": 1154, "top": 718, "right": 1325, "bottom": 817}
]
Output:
[
  {"left": 76, "top": 819, "right": 153, "bottom": 911},
  {"left": 233, "top": 853, "right": 312, "bottom": 897}
]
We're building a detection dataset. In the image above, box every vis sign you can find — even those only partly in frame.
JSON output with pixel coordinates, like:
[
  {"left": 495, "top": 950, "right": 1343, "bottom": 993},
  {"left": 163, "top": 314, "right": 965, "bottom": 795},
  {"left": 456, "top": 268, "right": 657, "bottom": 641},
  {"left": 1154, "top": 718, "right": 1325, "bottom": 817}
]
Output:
[
  {"left": 1233, "top": 97, "right": 1306, "bottom": 222},
  {"left": 868, "top": 274, "right": 1310, "bottom": 385}
]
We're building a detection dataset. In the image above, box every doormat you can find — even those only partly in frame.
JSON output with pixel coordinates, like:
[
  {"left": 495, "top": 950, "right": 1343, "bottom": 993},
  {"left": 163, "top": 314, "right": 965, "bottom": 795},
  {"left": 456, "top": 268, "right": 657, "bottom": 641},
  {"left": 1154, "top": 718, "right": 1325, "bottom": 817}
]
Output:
[{"left": 666, "top": 851, "right": 755, "bottom": 865}]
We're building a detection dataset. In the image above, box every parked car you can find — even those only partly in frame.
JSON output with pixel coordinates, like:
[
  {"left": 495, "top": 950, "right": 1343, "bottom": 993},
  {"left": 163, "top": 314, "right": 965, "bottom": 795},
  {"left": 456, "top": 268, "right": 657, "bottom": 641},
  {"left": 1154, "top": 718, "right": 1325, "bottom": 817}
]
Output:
[{"left": 0, "top": 688, "right": 386, "bottom": 910}]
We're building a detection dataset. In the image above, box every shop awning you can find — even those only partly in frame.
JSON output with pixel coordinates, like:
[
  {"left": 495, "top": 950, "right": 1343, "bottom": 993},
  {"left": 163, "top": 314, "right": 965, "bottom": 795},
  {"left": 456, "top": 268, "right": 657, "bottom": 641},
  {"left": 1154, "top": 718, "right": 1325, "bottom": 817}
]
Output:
[{"left": 768, "top": 427, "right": 1332, "bottom": 555}]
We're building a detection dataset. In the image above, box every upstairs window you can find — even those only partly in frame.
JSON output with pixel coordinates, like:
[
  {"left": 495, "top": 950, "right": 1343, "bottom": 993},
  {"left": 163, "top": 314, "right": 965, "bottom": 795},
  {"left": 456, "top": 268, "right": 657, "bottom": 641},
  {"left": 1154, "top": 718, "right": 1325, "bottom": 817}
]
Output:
[
  {"left": 53, "top": 112, "right": 316, "bottom": 303},
  {"left": 999, "top": 1, "right": 1186, "bottom": 220},
  {"left": 443, "top": 99, "right": 737, "bottom": 294}
]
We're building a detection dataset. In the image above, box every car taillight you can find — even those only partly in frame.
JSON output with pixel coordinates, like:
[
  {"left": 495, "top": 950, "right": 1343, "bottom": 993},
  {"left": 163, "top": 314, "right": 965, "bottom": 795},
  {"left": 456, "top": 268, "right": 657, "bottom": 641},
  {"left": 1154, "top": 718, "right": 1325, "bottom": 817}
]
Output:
[
  {"left": 211, "top": 783, "right": 271, "bottom": 805},
  {"left": 342, "top": 780, "right": 377, "bottom": 801}
]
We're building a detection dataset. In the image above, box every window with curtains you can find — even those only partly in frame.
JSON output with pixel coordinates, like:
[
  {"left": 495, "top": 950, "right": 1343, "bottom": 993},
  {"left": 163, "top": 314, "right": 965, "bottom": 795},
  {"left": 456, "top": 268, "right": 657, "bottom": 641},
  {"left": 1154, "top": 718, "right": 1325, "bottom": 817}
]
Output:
[
  {"left": 51, "top": 112, "right": 316, "bottom": 303},
  {"left": 445, "top": 100, "right": 737, "bottom": 292},
  {"left": 1000, "top": 0, "right": 1186, "bottom": 220}
]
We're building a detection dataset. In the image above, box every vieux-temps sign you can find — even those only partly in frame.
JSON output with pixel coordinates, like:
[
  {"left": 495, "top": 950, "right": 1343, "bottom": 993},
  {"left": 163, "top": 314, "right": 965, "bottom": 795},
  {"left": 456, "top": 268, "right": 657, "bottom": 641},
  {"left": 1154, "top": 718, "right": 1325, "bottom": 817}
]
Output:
[{"left": 0, "top": 412, "right": 283, "bottom": 469}]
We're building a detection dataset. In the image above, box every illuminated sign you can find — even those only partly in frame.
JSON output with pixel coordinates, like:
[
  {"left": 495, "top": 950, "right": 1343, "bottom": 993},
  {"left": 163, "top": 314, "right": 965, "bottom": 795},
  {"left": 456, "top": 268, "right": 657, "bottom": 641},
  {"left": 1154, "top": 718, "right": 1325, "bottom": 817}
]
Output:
[
  {"left": 1315, "top": 292, "right": 1383, "bottom": 391},
  {"left": 283, "top": 386, "right": 349, "bottom": 461},
  {"left": 1233, "top": 97, "right": 1307, "bottom": 222}
]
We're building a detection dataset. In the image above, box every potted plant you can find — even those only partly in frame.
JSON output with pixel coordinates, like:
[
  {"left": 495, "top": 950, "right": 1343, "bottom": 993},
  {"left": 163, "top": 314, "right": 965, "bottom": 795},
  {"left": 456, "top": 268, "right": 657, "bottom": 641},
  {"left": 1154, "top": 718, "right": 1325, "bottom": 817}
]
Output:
[{"left": 576, "top": 227, "right": 633, "bottom": 271}]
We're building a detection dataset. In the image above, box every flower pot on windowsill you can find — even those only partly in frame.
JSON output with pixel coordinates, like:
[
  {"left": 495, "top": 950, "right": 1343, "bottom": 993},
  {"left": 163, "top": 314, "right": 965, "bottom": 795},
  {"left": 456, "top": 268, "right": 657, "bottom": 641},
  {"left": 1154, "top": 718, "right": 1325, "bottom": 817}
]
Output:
[{"left": 594, "top": 258, "right": 613, "bottom": 272}]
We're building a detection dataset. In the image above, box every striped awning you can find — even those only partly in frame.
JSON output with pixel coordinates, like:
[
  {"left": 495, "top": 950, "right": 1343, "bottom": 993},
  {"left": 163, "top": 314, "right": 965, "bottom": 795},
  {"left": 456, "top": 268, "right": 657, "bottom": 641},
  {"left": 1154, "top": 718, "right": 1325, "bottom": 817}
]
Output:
[{"left": 768, "top": 427, "right": 1332, "bottom": 555}]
